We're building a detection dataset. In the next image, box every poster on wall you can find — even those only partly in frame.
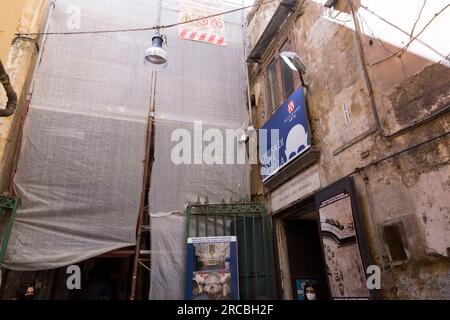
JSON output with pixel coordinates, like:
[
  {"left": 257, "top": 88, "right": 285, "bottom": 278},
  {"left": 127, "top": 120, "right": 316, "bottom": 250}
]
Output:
[
  {"left": 259, "top": 87, "right": 311, "bottom": 182},
  {"left": 179, "top": 0, "right": 227, "bottom": 46},
  {"left": 315, "top": 179, "right": 372, "bottom": 300},
  {"left": 186, "top": 236, "right": 239, "bottom": 300}
]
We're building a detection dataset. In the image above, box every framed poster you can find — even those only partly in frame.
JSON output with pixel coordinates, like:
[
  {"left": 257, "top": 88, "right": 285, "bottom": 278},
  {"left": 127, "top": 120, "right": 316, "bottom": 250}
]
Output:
[
  {"left": 315, "top": 177, "right": 374, "bottom": 300},
  {"left": 186, "top": 236, "right": 239, "bottom": 300}
]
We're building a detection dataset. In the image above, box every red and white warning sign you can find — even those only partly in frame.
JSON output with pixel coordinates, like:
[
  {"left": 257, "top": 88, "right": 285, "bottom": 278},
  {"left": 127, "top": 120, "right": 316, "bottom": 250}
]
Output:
[{"left": 179, "top": 0, "right": 226, "bottom": 46}]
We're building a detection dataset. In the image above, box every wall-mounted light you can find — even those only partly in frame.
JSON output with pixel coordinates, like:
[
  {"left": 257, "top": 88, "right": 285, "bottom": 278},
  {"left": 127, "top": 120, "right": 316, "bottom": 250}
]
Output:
[
  {"left": 280, "top": 51, "right": 307, "bottom": 88},
  {"left": 239, "top": 125, "right": 256, "bottom": 143},
  {"left": 144, "top": 34, "right": 168, "bottom": 70},
  {"left": 280, "top": 51, "right": 307, "bottom": 74}
]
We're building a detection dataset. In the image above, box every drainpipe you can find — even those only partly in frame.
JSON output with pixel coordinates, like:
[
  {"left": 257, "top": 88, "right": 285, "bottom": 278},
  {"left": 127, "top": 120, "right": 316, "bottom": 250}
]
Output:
[
  {"left": 242, "top": 0, "right": 254, "bottom": 129},
  {"left": 28, "top": 1, "right": 56, "bottom": 96},
  {"left": 346, "top": 0, "right": 382, "bottom": 134},
  {"left": 0, "top": 59, "right": 17, "bottom": 117}
]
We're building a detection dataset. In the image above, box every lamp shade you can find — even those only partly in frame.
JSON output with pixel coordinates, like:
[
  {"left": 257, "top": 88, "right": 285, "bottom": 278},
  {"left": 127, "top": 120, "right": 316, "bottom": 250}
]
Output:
[
  {"left": 144, "top": 35, "right": 168, "bottom": 69},
  {"left": 280, "top": 51, "right": 307, "bottom": 74}
]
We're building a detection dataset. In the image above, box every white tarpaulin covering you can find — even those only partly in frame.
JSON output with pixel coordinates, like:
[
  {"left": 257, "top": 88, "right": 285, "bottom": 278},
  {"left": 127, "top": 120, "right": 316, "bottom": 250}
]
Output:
[
  {"left": 149, "top": 0, "right": 250, "bottom": 300},
  {"left": 4, "top": 0, "right": 157, "bottom": 271},
  {"left": 2, "top": 0, "right": 250, "bottom": 301}
]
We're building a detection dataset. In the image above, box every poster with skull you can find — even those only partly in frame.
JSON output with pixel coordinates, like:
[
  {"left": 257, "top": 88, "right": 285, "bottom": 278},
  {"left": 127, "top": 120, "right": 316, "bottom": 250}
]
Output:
[{"left": 186, "top": 236, "right": 239, "bottom": 300}]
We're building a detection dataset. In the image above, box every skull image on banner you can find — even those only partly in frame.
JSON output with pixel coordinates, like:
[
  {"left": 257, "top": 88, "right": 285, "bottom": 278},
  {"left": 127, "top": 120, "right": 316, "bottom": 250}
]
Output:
[{"left": 179, "top": 0, "right": 226, "bottom": 46}]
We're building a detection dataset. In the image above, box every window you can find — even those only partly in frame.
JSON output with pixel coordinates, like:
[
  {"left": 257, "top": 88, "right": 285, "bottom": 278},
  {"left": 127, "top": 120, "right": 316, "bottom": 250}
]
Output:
[
  {"left": 267, "top": 60, "right": 279, "bottom": 112},
  {"left": 265, "top": 38, "right": 299, "bottom": 113},
  {"left": 382, "top": 224, "right": 408, "bottom": 262}
]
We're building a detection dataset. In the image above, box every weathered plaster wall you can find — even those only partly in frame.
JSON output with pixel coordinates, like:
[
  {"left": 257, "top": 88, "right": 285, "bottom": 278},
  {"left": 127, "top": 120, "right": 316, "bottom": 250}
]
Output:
[
  {"left": 0, "top": 0, "right": 28, "bottom": 62},
  {"left": 248, "top": 0, "right": 449, "bottom": 299},
  {"left": 246, "top": 0, "right": 282, "bottom": 51},
  {"left": 0, "top": 0, "right": 46, "bottom": 193}
]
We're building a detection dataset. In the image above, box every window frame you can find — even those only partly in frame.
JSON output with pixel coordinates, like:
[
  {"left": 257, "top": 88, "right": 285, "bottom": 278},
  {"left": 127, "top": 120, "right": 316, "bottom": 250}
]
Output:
[
  {"left": 263, "top": 36, "right": 302, "bottom": 116},
  {"left": 266, "top": 58, "right": 280, "bottom": 114}
]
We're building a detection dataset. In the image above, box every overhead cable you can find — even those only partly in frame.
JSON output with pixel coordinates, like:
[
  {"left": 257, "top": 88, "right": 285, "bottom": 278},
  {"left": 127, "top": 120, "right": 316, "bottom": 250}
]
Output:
[{"left": 16, "top": 0, "right": 276, "bottom": 38}]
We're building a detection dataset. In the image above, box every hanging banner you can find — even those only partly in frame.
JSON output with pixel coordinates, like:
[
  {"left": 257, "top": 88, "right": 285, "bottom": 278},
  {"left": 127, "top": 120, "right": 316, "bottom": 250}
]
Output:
[
  {"left": 179, "top": 0, "right": 227, "bottom": 46},
  {"left": 259, "top": 87, "right": 312, "bottom": 182},
  {"left": 186, "top": 236, "right": 239, "bottom": 300}
]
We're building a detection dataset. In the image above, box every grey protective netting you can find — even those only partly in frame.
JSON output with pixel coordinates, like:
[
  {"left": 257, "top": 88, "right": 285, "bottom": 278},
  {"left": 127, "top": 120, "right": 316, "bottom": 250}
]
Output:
[
  {"left": 4, "top": 0, "right": 158, "bottom": 271},
  {"left": 149, "top": 0, "right": 250, "bottom": 300},
  {"left": 2, "top": 0, "right": 251, "bottom": 299}
]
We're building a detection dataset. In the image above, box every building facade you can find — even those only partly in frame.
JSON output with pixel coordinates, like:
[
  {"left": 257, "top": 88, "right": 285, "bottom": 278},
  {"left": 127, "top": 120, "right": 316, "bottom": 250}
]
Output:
[{"left": 247, "top": 0, "right": 450, "bottom": 299}]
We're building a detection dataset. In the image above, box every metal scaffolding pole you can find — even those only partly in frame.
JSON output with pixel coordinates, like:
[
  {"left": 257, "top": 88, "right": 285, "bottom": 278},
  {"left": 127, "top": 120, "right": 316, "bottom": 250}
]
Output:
[{"left": 129, "top": 66, "right": 157, "bottom": 300}]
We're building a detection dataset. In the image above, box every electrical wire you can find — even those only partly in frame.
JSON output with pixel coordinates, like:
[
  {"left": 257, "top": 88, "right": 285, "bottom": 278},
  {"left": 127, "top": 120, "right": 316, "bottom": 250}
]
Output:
[
  {"left": 370, "top": 2, "right": 450, "bottom": 67},
  {"left": 369, "top": 130, "right": 449, "bottom": 167},
  {"left": 360, "top": 4, "right": 449, "bottom": 63},
  {"left": 327, "top": 7, "right": 352, "bottom": 23},
  {"left": 410, "top": 0, "right": 427, "bottom": 39},
  {"left": 15, "top": 0, "right": 276, "bottom": 38},
  {"left": 357, "top": 12, "right": 396, "bottom": 55}
]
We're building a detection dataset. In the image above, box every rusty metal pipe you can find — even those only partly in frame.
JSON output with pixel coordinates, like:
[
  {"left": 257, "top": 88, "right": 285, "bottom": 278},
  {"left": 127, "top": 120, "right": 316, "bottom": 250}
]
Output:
[{"left": 0, "top": 59, "right": 17, "bottom": 117}]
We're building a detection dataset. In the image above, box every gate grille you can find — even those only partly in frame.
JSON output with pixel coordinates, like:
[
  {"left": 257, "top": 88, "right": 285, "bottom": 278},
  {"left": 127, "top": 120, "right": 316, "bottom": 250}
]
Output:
[
  {"left": 186, "top": 200, "right": 277, "bottom": 300},
  {"left": 0, "top": 196, "right": 20, "bottom": 268}
]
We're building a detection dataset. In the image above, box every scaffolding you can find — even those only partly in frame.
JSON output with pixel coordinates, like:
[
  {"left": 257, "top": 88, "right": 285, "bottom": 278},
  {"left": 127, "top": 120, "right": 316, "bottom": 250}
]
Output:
[{"left": 1, "top": 0, "right": 251, "bottom": 300}]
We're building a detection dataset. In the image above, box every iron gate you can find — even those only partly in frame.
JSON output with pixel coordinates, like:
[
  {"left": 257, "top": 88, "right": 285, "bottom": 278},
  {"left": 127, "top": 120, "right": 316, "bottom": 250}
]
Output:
[
  {"left": 186, "top": 200, "right": 277, "bottom": 300},
  {"left": 0, "top": 196, "right": 20, "bottom": 268}
]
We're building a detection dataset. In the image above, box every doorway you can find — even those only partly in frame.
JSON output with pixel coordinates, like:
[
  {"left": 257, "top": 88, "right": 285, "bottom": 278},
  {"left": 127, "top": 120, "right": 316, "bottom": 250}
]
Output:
[{"left": 276, "top": 198, "right": 330, "bottom": 300}]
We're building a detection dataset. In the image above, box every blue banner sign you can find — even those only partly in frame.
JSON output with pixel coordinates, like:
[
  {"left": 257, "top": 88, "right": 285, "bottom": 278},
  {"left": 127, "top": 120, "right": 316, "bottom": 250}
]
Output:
[{"left": 259, "top": 87, "right": 311, "bottom": 182}]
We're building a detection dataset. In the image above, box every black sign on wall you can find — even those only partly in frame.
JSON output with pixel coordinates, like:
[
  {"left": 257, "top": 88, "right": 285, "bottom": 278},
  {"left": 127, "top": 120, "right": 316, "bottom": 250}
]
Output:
[{"left": 315, "top": 177, "right": 377, "bottom": 300}]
